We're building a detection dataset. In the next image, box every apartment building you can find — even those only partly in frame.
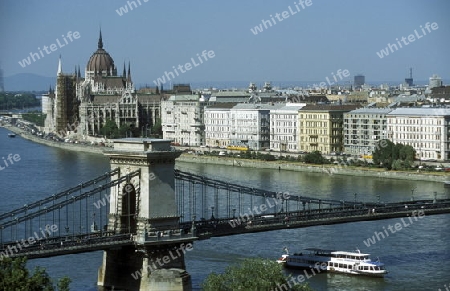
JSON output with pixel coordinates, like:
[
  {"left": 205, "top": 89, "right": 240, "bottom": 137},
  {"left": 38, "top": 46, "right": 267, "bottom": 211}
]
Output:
[
  {"left": 204, "top": 103, "right": 236, "bottom": 148},
  {"left": 230, "top": 103, "right": 284, "bottom": 150},
  {"left": 299, "top": 104, "right": 359, "bottom": 154},
  {"left": 387, "top": 107, "right": 450, "bottom": 161},
  {"left": 161, "top": 95, "right": 205, "bottom": 146},
  {"left": 270, "top": 103, "right": 306, "bottom": 152},
  {"left": 344, "top": 108, "right": 393, "bottom": 156}
]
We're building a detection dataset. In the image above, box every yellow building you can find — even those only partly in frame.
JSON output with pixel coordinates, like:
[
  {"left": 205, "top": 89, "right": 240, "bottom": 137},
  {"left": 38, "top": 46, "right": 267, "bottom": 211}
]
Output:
[{"left": 299, "top": 104, "right": 359, "bottom": 154}]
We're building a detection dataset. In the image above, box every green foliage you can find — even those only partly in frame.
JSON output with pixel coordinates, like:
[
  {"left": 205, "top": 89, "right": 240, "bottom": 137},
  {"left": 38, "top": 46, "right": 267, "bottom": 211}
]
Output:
[
  {"left": 0, "top": 257, "right": 71, "bottom": 291},
  {"left": 151, "top": 118, "right": 162, "bottom": 136},
  {"left": 100, "top": 119, "right": 119, "bottom": 138},
  {"left": 303, "top": 151, "right": 325, "bottom": 164},
  {"left": 22, "top": 112, "right": 46, "bottom": 127},
  {"left": 261, "top": 153, "right": 276, "bottom": 161},
  {"left": 202, "top": 258, "right": 313, "bottom": 291},
  {"left": 56, "top": 277, "right": 71, "bottom": 291},
  {"left": 372, "top": 139, "right": 416, "bottom": 170},
  {"left": 0, "top": 92, "right": 40, "bottom": 110}
]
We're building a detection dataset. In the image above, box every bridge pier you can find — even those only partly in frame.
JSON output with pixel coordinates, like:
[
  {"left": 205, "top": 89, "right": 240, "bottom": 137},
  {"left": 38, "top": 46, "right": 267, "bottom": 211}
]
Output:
[{"left": 98, "top": 138, "right": 194, "bottom": 291}]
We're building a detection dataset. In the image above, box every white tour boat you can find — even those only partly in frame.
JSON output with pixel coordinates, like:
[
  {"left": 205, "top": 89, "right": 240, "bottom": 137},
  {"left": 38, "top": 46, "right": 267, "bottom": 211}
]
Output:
[{"left": 277, "top": 248, "right": 388, "bottom": 277}]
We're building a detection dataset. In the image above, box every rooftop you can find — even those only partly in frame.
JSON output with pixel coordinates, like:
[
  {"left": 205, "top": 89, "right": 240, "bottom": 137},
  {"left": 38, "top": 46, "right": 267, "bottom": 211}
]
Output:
[
  {"left": 388, "top": 107, "right": 450, "bottom": 116},
  {"left": 346, "top": 108, "right": 393, "bottom": 114}
]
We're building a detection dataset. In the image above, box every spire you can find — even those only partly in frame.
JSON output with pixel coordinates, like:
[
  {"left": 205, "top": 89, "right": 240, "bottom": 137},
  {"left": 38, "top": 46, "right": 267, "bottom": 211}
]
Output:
[
  {"left": 77, "top": 65, "right": 81, "bottom": 78},
  {"left": 122, "top": 62, "right": 126, "bottom": 77},
  {"left": 127, "top": 61, "right": 131, "bottom": 82},
  {"left": 57, "top": 55, "right": 62, "bottom": 75},
  {"left": 98, "top": 28, "right": 103, "bottom": 49},
  {"left": 48, "top": 85, "right": 52, "bottom": 94}
]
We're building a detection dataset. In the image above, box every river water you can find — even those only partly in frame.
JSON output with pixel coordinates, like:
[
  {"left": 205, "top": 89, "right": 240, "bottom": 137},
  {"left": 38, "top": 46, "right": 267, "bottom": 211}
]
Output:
[{"left": 1, "top": 127, "right": 449, "bottom": 291}]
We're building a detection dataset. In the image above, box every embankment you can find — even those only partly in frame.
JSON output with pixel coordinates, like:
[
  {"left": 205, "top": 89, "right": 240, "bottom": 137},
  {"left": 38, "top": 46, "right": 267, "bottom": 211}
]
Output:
[
  {"left": 3, "top": 124, "right": 448, "bottom": 183},
  {"left": 2, "top": 125, "right": 105, "bottom": 155},
  {"left": 177, "top": 154, "right": 449, "bottom": 183}
]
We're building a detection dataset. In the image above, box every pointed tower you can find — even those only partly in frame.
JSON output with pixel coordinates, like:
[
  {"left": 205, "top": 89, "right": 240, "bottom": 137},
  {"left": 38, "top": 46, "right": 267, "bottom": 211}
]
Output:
[
  {"left": 57, "top": 55, "right": 62, "bottom": 75},
  {"left": 98, "top": 28, "right": 103, "bottom": 49},
  {"left": 122, "top": 62, "right": 126, "bottom": 78},
  {"left": 127, "top": 61, "right": 132, "bottom": 83}
]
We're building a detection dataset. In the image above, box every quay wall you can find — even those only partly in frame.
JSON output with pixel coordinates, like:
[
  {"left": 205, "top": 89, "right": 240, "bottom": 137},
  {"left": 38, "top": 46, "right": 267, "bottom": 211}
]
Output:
[
  {"left": 3, "top": 124, "right": 448, "bottom": 183},
  {"left": 2, "top": 125, "right": 105, "bottom": 155},
  {"left": 177, "top": 155, "right": 449, "bottom": 183}
]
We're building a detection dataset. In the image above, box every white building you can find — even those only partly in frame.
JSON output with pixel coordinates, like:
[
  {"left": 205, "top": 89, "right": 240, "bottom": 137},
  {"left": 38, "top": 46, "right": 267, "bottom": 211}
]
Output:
[
  {"left": 161, "top": 95, "right": 205, "bottom": 146},
  {"left": 230, "top": 103, "right": 284, "bottom": 150},
  {"left": 429, "top": 74, "right": 443, "bottom": 89},
  {"left": 387, "top": 108, "right": 450, "bottom": 161},
  {"left": 204, "top": 103, "right": 236, "bottom": 148},
  {"left": 344, "top": 108, "right": 392, "bottom": 156},
  {"left": 270, "top": 103, "right": 306, "bottom": 152}
]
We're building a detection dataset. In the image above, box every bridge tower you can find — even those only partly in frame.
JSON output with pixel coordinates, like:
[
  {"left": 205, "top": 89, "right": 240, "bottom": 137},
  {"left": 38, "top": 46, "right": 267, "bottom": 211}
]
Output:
[{"left": 98, "top": 138, "right": 194, "bottom": 291}]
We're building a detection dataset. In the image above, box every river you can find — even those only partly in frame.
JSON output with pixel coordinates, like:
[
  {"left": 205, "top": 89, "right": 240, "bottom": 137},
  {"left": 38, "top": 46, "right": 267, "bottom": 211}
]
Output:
[{"left": 0, "top": 127, "right": 449, "bottom": 291}]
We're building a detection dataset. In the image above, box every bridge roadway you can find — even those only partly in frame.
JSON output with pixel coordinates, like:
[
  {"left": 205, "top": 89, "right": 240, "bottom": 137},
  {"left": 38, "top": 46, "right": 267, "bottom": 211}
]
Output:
[
  {"left": 183, "top": 199, "right": 450, "bottom": 239},
  {"left": 1, "top": 230, "right": 197, "bottom": 260},
  {"left": 1, "top": 199, "right": 450, "bottom": 260}
]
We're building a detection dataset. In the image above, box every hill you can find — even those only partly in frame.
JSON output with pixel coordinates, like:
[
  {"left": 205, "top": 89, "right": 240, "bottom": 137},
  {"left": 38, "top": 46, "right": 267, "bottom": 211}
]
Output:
[{"left": 4, "top": 73, "right": 55, "bottom": 92}]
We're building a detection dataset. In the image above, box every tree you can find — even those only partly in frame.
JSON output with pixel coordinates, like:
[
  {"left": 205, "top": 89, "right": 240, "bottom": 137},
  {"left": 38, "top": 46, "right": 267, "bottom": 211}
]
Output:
[
  {"left": 202, "top": 258, "right": 314, "bottom": 291},
  {"left": 303, "top": 151, "right": 325, "bottom": 164},
  {"left": 399, "top": 145, "right": 415, "bottom": 163},
  {"left": 151, "top": 118, "right": 163, "bottom": 137},
  {"left": 0, "top": 257, "right": 71, "bottom": 291},
  {"left": 100, "top": 119, "right": 119, "bottom": 138},
  {"left": 373, "top": 139, "right": 416, "bottom": 170},
  {"left": 372, "top": 139, "right": 395, "bottom": 169}
]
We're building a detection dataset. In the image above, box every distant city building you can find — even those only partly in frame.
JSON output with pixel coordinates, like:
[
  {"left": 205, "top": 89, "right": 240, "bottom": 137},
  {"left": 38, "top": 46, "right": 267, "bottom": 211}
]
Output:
[
  {"left": 161, "top": 95, "right": 205, "bottom": 146},
  {"left": 269, "top": 103, "right": 306, "bottom": 152},
  {"left": 354, "top": 75, "right": 365, "bottom": 89},
  {"left": 387, "top": 108, "right": 450, "bottom": 161},
  {"left": 429, "top": 74, "right": 443, "bottom": 89},
  {"left": 430, "top": 86, "right": 450, "bottom": 103},
  {"left": 299, "top": 104, "right": 360, "bottom": 154},
  {"left": 404, "top": 68, "right": 414, "bottom": 87},
  {"left": 204, "top": 103, "right": 236, "bottom": 148},
  {"left": 229, "top": 103, "right": 283, "bottom": 150},
  {"left": 344, "top": 108, "right": 392, "bottom": 156}
]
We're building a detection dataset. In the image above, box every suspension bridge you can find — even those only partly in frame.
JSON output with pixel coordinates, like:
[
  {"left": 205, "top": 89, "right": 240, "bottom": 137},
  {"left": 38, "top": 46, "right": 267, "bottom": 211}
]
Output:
[{"left": 1, "top": 138, "right": 449, "bottom": 290}]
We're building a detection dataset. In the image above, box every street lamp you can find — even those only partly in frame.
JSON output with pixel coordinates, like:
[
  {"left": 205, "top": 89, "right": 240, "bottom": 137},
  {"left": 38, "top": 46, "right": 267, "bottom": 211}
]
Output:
[
  {"left": 354, "top": 193, "right": 357, "bottom": 209},
  {"left": 411, "top": 187, "right": 416, "bottom": 201}
]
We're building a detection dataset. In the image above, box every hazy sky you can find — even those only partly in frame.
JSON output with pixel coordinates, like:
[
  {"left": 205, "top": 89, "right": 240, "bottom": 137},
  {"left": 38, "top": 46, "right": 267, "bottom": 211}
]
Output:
[{"left": 0, "top": 0, "right": 449, "bottom": 86}]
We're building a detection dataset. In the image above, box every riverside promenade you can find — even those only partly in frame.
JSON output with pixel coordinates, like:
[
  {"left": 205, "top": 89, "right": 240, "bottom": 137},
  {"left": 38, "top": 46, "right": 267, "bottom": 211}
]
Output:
[
  {"left": 2, "top": 123, "right": 448, "bottom": 183},
  {"left": 1, "top": 124, "right": 105, "bottom": 154},
  {"left": 177, "top": 154, "right": 449, "bottom": 183}
]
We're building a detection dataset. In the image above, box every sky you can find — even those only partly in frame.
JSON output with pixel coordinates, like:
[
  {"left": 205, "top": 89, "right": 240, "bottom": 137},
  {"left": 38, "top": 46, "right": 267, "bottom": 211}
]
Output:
[{"left": 0, "top": 0, "right": 449, "bottom": 87}]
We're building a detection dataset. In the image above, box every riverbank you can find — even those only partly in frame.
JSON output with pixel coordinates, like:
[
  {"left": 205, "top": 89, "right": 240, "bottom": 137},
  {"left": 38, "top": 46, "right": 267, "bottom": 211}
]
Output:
[
  {"left": 1, "top": 124, "right": 105, "bottom": 155},
  {"left": 177, "top": 154, "right": 449, "bottom": 183},
  {"left": 3, "top": 124, "right": 448, "bottom": 183}
]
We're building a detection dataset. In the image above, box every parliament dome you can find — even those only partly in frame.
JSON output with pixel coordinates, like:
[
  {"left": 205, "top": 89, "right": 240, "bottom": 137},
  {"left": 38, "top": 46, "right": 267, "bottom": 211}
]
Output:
[{"left": 86, "top": 30, "right": 115, "bottom": 73}]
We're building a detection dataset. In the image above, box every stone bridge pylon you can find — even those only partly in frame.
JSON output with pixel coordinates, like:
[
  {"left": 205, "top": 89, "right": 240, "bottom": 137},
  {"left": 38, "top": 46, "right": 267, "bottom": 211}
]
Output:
[{"left": 98, "top": 138, "right": 196, "bottom": 291}]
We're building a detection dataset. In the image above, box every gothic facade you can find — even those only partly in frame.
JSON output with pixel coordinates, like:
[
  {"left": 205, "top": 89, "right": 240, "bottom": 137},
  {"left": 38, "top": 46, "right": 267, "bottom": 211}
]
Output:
[{"left": 44, "top": 30, "right": 162, "bottom": 138}]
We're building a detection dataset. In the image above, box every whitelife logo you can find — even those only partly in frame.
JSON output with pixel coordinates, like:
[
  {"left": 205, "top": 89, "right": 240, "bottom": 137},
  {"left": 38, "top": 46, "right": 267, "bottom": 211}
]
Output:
[
  {"left": 376, "top": 22, "right": 438, "bottom": 59},
  {"left": 152, "top": 50, "right": 215, "bottom": 87},
  {"left": 18, "top": 31, "right": 81, "bottom": 68},
  {"left": 0, "top": 224, "right": 59, "bottom": 260},
  {"left": 250, "top": 0, "right": 313, "bottom": 35}
]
